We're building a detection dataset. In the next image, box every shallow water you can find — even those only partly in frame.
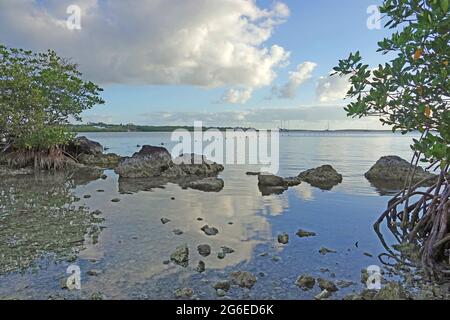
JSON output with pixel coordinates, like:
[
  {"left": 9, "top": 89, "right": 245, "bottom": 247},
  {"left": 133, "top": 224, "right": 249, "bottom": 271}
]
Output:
[{"left": 0, "top": 131, "right": 423, "bottom": 299}]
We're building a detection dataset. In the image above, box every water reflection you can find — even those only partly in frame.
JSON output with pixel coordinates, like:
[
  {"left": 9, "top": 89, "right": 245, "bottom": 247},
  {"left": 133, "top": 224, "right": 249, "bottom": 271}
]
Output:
[
  {"left": 0, "top": 168, "right": 105, "bottom": 275},
  {"left": 0, "top": 132, "right": 423, "bottom": 299}
]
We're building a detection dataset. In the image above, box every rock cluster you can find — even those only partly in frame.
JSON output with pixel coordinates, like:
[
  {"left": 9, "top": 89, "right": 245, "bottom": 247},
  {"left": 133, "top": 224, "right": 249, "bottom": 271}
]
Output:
[{"left": 114, "top": 146, "right": 224, "bottom": 192}]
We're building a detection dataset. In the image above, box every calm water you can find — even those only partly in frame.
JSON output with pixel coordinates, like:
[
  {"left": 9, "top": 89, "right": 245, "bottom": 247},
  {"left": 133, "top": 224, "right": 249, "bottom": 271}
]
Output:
[{"left": 0, "top": 131, "right": 421, "bottom": 300}]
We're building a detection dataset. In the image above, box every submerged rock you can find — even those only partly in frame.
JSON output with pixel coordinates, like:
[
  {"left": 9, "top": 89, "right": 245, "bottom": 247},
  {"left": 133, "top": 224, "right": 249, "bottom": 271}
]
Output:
[
  {"left": 277, "top": 233, "right": 289, "bottom": 244},
  {"left": 196, "top": 261, "right": 206, "bottom": 273},
  {"left": 298, "top": 165, "right": 343, "bottom": 190},
  {"left": 319, "top": 247, "right": 337, "bottom": 255},
  {"left": 182, "top": 177, "right": 224, "bottom": 192},
  {"left": 173, "top": 229, "right": 183, "bottom": 235},
  {"left": 230, "top": 271, "right": 257, "bottom": 289},
  {"left": 365, "top": 156, "right": 436, "bottom": 190},
  {"left": 221, "top": 246, "right": 235, "bottom": 254},
  {"left": 336, "top": 280, "right": 354, "bottom": 288},
  {"left": 197, "top": 244, "right": 211, "bottom": 257},
  {"left": 373, "top": 282, "right": 410, "bottom": 300},
  {"left": 170, "top": 244, "right": 189, "bottom": 267},
  {"left": 317, "top": 278, "right": 338, "bottom": 292},
  {"left": 295, "top": 275, "right": 316, "bottom": 290},
  {"left": 201, "top": 225, "right": 219, "bottom": 236},
  {"left": 174, "top": 288, "right": 193, "bottom": 298},
  {"left": 161, "top": 217, "right": 171, "bottom": 224},
  {"left": 213, "top": 281, "right": 231, "bottom": 292},
  {"left": 296, "top": 229, "right": 317, "bottom": 238}
]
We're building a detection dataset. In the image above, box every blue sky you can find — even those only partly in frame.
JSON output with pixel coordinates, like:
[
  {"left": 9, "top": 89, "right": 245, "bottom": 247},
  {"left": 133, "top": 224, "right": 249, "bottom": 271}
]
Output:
[{"left": 0, "top": 0, "right": 393, "bottom": 129}]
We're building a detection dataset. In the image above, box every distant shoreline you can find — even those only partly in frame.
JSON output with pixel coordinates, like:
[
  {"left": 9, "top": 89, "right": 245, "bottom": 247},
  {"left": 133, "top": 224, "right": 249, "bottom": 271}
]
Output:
[{"left": 69, "top": 123, "right": 399, "bottom": 133}]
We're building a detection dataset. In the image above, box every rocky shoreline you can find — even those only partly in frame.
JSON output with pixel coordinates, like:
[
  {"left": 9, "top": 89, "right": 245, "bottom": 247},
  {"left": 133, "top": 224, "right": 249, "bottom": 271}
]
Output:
[{"left": 0, "top": 137, "right": 446, "bottom": 300}]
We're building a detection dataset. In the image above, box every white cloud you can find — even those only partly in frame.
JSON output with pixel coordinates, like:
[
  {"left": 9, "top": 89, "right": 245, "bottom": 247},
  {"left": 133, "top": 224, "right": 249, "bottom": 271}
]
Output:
[
  {"left": 222, "top": 88, "right": 254, "bottom": 104},
  {"left": 0, "top": 0, "right": 290, "bottom": 89},
  {"left": 272, "top": 61, "right": 317, "bottom": 99},
  {"left": 316, "top": 73, "right": 351, "bottom": 102}
]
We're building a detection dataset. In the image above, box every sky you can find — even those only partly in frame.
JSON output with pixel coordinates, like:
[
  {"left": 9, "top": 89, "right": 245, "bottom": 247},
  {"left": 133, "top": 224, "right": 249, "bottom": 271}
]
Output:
[{"left": 0, "top": 0, "right": 394, "bottom": 129}]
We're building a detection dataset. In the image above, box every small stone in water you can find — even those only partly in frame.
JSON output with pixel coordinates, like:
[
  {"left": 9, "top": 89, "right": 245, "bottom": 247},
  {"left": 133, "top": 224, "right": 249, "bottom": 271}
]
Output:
[
  {"left": 201, "top": 225, "right": 219, "bottom": 236},
  {"left": 111, "top": 198, "right": 121, "bottom": 202},
  {"left": 173, "top": 229, "right": 183, "bottom": 235},
  {"left": 277, "top": 233, "right": 289, "bottom": 244},
  {"left": 161, "top": 217, "right": 171, "bottom": 224},
  {"left": 319, "top": 247, "right": 337, "bottom": 255}
]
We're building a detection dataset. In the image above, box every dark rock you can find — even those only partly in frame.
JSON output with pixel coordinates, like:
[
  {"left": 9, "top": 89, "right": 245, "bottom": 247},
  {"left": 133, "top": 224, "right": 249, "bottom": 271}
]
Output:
[
  {"left": 298, "top": 165, "right": 343, "bottom": 190},
  {"left": 258, "top": 174, "right": 286, "bottom": 187},
  {"left": 217, "top": 252, "right": 226, "bottom": 259},
  {"left": 365, "top": 156, "right": 437, "bottom": 190},
  {"left": 246, "top": 171, "right": 261, "bottom": 176},
  {"left": 319, "top": 247, "right": 337, "bottom": 255},
  {"left": 257, "top": 173, "right": 301, "bottom": 195},
  {"left": 230, "top": 271, "right": 257, "bottom": 289},
  {"left": 197, "top": 244, "right": 211, "bottom": 257},
  {"left": 170, "top": 244, "right": 189, "bottom": 267},
  {"left": 111, "top": 198, "right": 121, "bottom": 202},
  {"left": 196, "top": 261, "right": 206, "bottom": 273},
  {"left": 283, "top": 177, "right": 302, "bottom": 186},
  {"left": 87, "top": 269, "right": 102, "bottom": 276},
  {"left": 277, "top": 233, "right": 289, "bottom": 244},
  {"left": 161, "top": 217, "right": 171, "bottom": 224},
  {"left": 213, "top": 281, "right": 231, "bottom": 292},
  {"left": 317, "top": 278, "right": 338, "bottom": 292},
  {"left": 201, "top": 225, "right": 219, "bottom": 236},
  {"left": 173, "top": 229, "right": 183, "bottom": 235},
  {"left": 115, "top": 146, "right": 172, "bottom": 178},
  {"left": 221, "top": 246, "right": 235, "bottom": 254},
  {"left": 67, "top": 136, "right": 103, "bottom": 156},
  {"left": 296, "top": 229, "right": 317, "bottom": 238},
  {"left": 295, "top": 275, "right": 316, "bottom": 290}
]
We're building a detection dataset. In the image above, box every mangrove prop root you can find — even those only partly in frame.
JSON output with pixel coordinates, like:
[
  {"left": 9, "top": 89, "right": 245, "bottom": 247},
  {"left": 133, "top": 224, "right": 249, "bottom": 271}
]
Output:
[{"left": 374, "top": 165, "right": 450, "bottom": 277}]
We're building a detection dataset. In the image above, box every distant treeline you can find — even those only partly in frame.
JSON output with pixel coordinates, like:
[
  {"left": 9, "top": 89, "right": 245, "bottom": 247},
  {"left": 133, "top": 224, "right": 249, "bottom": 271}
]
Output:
[{"left": 67, "top": 123, "right": 240, "bottom": 132}]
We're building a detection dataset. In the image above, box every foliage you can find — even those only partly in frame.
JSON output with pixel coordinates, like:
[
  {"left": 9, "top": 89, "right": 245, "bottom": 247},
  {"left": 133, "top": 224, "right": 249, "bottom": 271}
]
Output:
[
  {"left": 0, "top": 44, "right": 104, "bottom": 153},
  {"left": 333, "top": 0, "right": 449, "bottom": 167}
]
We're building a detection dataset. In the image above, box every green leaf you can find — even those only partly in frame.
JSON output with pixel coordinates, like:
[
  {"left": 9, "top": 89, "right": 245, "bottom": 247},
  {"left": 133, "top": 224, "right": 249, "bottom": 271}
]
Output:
[{"left": 441, "top": 0, "right": 449, "bottom": 13}]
